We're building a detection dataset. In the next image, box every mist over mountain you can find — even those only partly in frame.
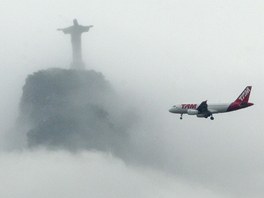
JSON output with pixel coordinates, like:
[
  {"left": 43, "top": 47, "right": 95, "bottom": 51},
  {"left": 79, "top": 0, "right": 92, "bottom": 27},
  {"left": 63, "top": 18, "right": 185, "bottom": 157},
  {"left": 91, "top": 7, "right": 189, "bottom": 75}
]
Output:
[
  {"left": 2, "top": 0, "right": 264, "bottom": 197},
  {"left": 18, "top": 68, "right": 131, "bottom": 155}
]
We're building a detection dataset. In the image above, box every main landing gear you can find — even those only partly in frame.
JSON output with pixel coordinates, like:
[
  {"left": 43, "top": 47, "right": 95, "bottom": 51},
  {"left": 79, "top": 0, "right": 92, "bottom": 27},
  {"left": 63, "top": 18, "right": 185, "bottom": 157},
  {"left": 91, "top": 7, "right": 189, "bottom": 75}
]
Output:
[{"left": 179, "top": 114, "right": 214, "bottom": 120}]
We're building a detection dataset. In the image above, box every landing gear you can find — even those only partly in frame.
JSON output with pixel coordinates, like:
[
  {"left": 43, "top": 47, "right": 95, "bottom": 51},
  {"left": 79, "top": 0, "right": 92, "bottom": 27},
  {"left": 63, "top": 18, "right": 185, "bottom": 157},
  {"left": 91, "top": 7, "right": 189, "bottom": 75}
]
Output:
[
  {"left": 180, "top": 114, "right": 183, "bottom": 120},
  {"left": 210, "top": 116, "right": 214, "bottom": 120}
]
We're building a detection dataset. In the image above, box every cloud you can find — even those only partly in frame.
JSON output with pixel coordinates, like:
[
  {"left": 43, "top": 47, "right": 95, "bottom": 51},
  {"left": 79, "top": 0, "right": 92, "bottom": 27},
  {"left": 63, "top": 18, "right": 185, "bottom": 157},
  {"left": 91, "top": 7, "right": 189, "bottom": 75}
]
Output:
[{"left": 0, "top": 150, "right": 229, "bottom": 198}]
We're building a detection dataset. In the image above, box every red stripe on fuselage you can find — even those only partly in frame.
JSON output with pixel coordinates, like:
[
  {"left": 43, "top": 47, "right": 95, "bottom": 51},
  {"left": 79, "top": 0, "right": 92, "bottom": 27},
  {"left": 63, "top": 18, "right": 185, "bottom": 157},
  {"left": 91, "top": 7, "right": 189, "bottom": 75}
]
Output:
[{"left": 227, "top": 102, "right": 254, "bottom": 112}]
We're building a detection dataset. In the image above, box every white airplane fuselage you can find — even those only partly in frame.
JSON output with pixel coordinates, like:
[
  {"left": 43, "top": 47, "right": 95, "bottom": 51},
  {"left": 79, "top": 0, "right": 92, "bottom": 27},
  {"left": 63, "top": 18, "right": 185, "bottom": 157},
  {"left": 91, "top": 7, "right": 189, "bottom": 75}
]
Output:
[
  {"left": 169, "top": 86, "right": 254, "bottom": 120},
  {"left": 170, "top": 103, "right": 229, "bottom": 113}
]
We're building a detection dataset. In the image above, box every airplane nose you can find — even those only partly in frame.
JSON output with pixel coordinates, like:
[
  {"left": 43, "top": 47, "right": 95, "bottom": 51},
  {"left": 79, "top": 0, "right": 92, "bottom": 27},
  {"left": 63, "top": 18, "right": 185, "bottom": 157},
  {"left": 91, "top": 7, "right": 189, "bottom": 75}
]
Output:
[{"left": 169, "top": 108, "right": 174, "bottom": 113}]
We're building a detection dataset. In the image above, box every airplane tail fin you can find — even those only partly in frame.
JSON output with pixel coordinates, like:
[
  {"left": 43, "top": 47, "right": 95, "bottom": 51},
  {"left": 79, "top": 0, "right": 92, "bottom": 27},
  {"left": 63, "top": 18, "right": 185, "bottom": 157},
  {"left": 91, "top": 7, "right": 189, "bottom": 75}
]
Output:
[{"left": 234, "top": 86, "right": 252, "bottom": 104}]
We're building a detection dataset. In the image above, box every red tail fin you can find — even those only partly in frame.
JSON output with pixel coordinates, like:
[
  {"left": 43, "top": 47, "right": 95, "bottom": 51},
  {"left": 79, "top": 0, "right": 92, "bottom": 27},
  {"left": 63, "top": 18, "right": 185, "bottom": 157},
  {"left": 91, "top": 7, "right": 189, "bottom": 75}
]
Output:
[{"left": 234, "top": 86, "right": 252, "bottom": 103}]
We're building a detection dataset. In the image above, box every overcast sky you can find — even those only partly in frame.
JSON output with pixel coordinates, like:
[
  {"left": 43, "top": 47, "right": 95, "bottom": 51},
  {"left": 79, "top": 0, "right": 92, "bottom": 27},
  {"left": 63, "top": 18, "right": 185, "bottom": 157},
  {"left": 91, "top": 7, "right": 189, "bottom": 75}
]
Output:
[{"left": 0, "top": 0, "right": 264, "bottom": 197}]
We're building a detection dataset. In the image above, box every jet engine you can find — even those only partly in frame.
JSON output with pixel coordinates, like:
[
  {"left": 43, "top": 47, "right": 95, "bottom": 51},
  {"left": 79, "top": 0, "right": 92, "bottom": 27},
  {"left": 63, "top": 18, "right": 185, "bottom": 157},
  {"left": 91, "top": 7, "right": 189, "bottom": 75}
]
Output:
[
  {"left": 187, "top": 109, "right": 198, "bottom": 115},
  {"left": 197, "top": 113, "right": 211, "bottom": 118},
  {"left": 196, "top": 114, "right": 206, "bottom": 118}
]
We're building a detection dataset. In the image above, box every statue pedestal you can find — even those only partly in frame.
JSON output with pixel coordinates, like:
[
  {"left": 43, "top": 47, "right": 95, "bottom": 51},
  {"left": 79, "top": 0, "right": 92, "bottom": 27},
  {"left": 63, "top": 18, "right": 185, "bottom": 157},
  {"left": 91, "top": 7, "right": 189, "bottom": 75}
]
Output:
[{"left": 71, "top": 60, "right": 86, "bottom": 70}]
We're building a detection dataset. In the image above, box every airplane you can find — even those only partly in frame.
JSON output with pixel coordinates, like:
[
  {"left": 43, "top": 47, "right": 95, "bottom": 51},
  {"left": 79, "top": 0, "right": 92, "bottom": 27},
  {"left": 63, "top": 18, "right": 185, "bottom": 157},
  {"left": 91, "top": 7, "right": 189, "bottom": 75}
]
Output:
[{"left": 169, "top": 86, "right": 254, "bottom": 120}]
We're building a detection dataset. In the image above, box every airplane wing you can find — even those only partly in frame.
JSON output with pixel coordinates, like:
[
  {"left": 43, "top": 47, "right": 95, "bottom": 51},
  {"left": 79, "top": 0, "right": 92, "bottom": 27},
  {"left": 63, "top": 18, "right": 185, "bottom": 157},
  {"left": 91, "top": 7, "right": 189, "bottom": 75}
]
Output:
[{"left": 197, "top": 100, "right": 212, "bottom": 116}]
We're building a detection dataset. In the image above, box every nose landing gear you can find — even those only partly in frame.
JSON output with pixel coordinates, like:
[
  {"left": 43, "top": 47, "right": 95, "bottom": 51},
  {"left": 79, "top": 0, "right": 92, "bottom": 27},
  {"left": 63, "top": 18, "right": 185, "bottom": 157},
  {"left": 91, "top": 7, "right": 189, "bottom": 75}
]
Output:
[
  {"left": 210, "top": 116, "right": 214, "bottom": 120},
  {"left": 180, "top": 114, "right": 183, "bottom": 120}
]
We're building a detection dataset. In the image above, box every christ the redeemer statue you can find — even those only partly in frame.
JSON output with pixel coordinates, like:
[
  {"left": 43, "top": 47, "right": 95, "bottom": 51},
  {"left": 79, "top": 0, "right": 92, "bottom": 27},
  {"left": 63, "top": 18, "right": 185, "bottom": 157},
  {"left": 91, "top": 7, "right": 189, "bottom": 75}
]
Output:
[{"left": 58, "top": 19, "right": 93, "bottom": 70}]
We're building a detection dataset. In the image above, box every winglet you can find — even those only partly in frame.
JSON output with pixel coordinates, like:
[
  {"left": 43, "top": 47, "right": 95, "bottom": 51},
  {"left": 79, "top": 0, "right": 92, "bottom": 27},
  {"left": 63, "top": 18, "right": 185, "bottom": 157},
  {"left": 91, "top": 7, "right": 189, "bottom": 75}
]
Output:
[{"left": 197, "top": 100, "right": 208, "bottom": 112}]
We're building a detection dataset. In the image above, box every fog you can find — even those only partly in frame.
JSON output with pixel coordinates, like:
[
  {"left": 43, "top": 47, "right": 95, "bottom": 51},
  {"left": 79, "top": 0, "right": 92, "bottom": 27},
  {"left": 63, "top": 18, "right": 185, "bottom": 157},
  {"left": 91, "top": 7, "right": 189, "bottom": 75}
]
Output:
[{"left": 0, "top": 0, "right": 264, "bottom": 197}]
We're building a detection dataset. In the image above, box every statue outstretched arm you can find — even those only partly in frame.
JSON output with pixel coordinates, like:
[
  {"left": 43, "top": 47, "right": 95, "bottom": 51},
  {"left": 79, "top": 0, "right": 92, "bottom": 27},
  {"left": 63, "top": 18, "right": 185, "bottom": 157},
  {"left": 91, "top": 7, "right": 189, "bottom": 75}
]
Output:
[
  {"left": 82, "top": 25, "right": 94, "bottom": 32},
  {"left": 57, "top": 26, "right": 72, "bottom": 34}
]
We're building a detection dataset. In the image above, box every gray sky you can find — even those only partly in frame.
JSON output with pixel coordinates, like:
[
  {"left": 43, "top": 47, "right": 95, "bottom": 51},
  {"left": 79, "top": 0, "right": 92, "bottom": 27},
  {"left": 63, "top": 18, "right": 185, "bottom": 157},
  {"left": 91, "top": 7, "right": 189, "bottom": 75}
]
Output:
[{"left": 0, "top": 0, "right": 264, "bottom": 197}]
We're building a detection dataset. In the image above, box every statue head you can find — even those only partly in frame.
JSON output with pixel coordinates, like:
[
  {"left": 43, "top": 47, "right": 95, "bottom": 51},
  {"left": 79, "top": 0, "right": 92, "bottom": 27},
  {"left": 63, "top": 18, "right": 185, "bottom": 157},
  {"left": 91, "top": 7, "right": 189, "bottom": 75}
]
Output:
[{"left": 73, "top": 19, "right": 79, "bottom": 26}]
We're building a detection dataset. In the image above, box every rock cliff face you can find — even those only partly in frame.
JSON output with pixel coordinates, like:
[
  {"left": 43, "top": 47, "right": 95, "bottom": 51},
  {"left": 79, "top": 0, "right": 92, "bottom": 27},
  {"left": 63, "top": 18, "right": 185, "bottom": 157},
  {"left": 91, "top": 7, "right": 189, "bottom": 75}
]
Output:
[{"left": 19, "top": 68, "right": 129, "bottom": 152}]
